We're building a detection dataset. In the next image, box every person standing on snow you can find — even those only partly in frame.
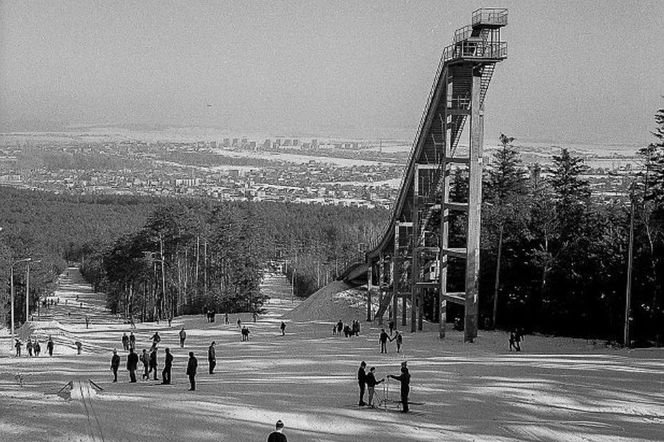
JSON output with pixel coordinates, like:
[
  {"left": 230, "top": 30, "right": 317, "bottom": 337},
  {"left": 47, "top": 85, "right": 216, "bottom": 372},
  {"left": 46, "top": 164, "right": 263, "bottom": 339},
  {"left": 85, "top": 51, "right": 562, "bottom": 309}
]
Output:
[
  {"left": 379, "top": 329, "right": 390, "bottom": 353},
  {"left": 366, "top": 367, "right": 385, "bottom": 408},
  {"left": 280, "top": 321, "right": 286, "bottom": 336},
  {"left": 357, "top": 361, "right": 367, "bottom": 406},
  {"left": 46, "top": 336, "right": 54, "bottom": 356},
  {"left": 391, "top": 330, "right": 403, "bottom": 353},
  {"left": 140, "top": 349, "right": 149, "bottom": 380},
  {"left": 148, "top": 347, "right": 159, "bottom": 380},
  {"left": 186, "top": 352, "right": 198, "bottom": 391},
  {"left": 179, "top": 327, "right": 186, "bottom": 348},
  {"left": 127, "top": 348, "right": 138, "bottom": 383},
  {"left": 388, "top": 363, "right": 411, "bottom": 413},
  {"left": 121, "top": 332, "right": 129, "bottom": 350},
  {"left": 161, "top": 348, "right": 173, "bottom": 385},
  {"left": 110, "top": 349, "right": 120, "bottom": 382},
  {"left": 208, "top": 341, "right": 216, "bottom": 374}
]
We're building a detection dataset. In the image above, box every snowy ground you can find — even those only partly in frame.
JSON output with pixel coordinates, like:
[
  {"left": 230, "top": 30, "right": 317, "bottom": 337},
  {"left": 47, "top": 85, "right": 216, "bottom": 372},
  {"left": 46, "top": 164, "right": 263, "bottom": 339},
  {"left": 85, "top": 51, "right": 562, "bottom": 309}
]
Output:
[{"left": 0, "top": 268, "right": 662, "bottom": 442}]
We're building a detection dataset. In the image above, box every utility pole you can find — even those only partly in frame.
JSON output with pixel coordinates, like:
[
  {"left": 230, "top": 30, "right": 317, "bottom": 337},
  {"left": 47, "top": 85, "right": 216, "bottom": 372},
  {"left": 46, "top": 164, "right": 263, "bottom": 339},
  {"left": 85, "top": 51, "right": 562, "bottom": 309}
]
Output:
[{"left": 624, "top": 185, "right": 635, "bottom": 347}]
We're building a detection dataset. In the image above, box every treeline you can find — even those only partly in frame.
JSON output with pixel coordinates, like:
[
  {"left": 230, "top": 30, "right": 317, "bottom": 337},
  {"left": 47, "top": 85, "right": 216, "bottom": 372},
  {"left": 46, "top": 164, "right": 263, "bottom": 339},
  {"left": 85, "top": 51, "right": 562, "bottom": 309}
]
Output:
[
  {"left": 472, "top": 110, "right": 664, "bottom": 344},
  {"left": 79, "top": 200, "right": 388, "bottom": 320},
  {"left": 0, "top": 189, "right": 158, "bottom": 328}
]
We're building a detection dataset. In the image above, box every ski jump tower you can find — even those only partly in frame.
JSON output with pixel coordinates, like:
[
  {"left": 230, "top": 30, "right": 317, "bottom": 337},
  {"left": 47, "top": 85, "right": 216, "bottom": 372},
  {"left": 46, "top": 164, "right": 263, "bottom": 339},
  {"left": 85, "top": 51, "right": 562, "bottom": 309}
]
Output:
[{"left": 356, "top": 9, "right": 508, "bottom": 342}]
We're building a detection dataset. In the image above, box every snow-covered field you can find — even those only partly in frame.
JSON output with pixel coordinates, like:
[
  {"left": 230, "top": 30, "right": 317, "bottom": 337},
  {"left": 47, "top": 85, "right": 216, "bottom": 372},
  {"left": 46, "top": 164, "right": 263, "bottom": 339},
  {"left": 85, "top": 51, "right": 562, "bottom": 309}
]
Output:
[{"left": 0, "top": 269, "right": 662, "bottom": 441}]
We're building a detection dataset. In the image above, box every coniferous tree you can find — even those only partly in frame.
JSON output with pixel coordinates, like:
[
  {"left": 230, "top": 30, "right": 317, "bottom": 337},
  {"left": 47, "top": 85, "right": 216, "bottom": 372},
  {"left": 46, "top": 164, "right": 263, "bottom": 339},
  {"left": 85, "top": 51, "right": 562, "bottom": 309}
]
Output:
[{"left": 483, "top": 134, "right": 529, "bottom": 328}]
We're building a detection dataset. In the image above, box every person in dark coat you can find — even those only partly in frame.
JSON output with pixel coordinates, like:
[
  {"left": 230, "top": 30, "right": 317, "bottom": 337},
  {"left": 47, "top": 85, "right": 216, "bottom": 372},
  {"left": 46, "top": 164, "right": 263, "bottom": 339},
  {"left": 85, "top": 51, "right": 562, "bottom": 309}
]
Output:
[
  {"left": 208, "top": 341, "right": 216, "bottom": 374},
  {"left": 357, "top": 361, "right": 367, "bottom": 406},
  {"left": 151, "top": 331, "right": 161, "bottom": 347},
  {"left": 391, "top": 331, "right": 403, "bottom": 353},
  {"left": 186, "top": 352, "right": 198, "bottom": 391},
  {"left": 15, "top": 339, "right": 22, "bottom": 357},
  {"left": 26, "top": 339, "right": 33, "bottom": 357},
  {"left": 129, "top": 332, "right": 136, "bottom": 350},
  {"left": 127, "top": 348, "right": 138, "bottom": 382},
  {"left": 366, "top": 367, "right": 385, "bottom": 408},
  {"left": 280, "top": 321, "right": 286, "bottom": 336},
  {"left": 161, "top": 348, "right": 173, "bottom": 385},
  {"left": 75, "top": 341, "right": 83, "bottom": 355},
  {"left": 46, "top": 336, "right": 54, "bottom": 356},
  {"left": 110, "top": 349, "right": 120, "bottom": 382},
  {"left": 179, "top": 328, "right": 186, "bottom": 348},
  {"left": 388, "top": 364, "right": 411, "bottom": 413},
  {"left": 34, "top": 341, "right": 41, "bottom": 357},
  {"left": 121, "top": 333, "right": 129, "bottom": 351},
  {"left": 140, "top": 349, "right": 149, "bottom": 380},
  {"left": 148, "top": 347, "right": 159, "bottom": 380},
  {"left": 336, "top": 320, "right": 343, "bottom": 334},
  {"left": 267, "top": 419, "right": 287, "bottom": 442},
  {"left": 379, "top": 329, "right": 390, "bottom": 353}
]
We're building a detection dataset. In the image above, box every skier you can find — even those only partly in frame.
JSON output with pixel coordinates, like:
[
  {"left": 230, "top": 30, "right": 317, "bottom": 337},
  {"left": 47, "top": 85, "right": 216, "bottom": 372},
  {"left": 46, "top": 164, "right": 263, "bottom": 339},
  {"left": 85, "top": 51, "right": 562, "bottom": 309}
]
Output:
[
  {"left": 267, "top": 419, "right": 288, "bottom": 442},
  {"left": 388, "top": 363, "right": 411, "bottom": 413},
  {"left": 357, "top": 361, "right": 367, "bottom": 406},
  {"left": 127, "top": 348, "right": 138, "bottom": 382},
  {"left": 148, "top": 347, "right": 159, "bottom": 380},
  {"left": 26, "top": 339, "right": 33, "bottom": 357},
  {"left": 121, "top": 332, "right": 129, "bottom": 350},
  {"left": 336, "top": 320, "right": 343, "bottom": 335},
  {"left": 110, "top": 349, "right": 120, "bottom": 382},
  {"left": 237, "top": 318, "right": 242, "bottom": 329},
  {"left": 46, "top": 336, "right": 54, "bottom": 356},
  {"left": 34, "top": 341, "right": 41, "bottom": 357},
  {"left": 366, "top": 367, "right": 385, "bottom": 408},
  {"left": 179, "top": 327, "right": 186, "bottom": 348},
  {"left": 129, "top": 332, "right": 136, "bottom": 350},
  {"left": 241, "top": 326, "right": 250, "bottom": 341},
  {"left": 140, "top": 349, "right": 149, "bottom": 380},
  {"left": 75, "top": 341, "right": 83, "bottom": 355},
  {"left": 208, "top": 341, "right": 216, "bottom": 374},
  {"left": 186, "top": 352, "right": 198, "bottom": 391},
  {"left": 85, "top": 316, "right": 89, "bottom": 329},
  {"left": 379, "top": 329, "right": 390, "bottom": 353},
  {"left": 280, "top": 321, "right": 286, "bottom": 336},
  {"left": 161, "top": 348, "right": 173, "bottom": 385},
  {"left": 14, "top": 339, "right": 22, "bottom": 357}
]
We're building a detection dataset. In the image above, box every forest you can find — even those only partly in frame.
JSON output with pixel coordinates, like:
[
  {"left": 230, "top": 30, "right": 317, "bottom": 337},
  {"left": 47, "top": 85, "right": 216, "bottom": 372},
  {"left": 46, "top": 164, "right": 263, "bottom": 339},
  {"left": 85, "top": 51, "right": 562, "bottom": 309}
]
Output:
[{"left": 1, "top": 107, "right": 662, "bottom": 345}]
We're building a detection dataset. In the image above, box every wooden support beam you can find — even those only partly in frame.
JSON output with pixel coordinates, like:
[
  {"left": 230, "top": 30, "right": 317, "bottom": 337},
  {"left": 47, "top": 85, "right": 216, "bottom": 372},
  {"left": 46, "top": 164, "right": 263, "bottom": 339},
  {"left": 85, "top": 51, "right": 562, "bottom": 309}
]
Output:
[
  {"left": 442, "top": 247, "right": 467, "bottom": 259},
  {"left": 464, "top": 71, "right": 484, "bottom": 343}
]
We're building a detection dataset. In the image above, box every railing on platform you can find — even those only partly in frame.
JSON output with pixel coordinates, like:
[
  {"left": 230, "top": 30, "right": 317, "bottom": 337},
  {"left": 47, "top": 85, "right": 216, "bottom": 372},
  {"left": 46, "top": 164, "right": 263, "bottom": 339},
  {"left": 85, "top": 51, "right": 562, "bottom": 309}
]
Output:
[
  {"left": 447, "top": 95, "right": 471, "bottom": 110},
  {"left": 471, "top": 8, "right": 508, "bottom": 27},
  {"left": 443, "top": 41, "right": 507, "bottom": 63},
  {"left": 453, "top": 25, "right": 473, "bottom": 44}
]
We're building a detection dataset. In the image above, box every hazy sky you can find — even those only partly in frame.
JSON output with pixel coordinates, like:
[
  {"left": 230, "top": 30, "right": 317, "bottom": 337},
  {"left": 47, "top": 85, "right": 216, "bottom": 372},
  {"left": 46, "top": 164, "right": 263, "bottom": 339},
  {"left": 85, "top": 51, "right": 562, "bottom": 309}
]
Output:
[{"left": 1, "top": 0, "right": 663, "bottom": 144}]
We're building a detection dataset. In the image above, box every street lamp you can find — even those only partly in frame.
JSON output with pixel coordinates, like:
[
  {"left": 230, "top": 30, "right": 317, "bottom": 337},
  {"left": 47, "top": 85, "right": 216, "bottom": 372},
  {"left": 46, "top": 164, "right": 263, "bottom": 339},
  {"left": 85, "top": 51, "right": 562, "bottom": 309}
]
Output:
[{"left": 10, "top": 257, "right": 32, "bottom": 346}]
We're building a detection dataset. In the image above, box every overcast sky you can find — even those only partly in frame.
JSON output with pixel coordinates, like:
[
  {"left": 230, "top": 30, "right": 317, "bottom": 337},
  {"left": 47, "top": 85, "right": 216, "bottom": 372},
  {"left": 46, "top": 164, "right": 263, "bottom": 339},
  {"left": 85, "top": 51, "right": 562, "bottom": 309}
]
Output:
[{"left": 1, "top": 0, "right": 663, "bottom": 145}]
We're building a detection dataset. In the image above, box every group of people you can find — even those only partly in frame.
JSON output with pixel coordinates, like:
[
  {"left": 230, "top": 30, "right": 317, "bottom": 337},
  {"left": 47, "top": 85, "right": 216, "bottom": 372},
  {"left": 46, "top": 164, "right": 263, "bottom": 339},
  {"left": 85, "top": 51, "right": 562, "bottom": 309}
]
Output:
[
  {"left": 379, "top": 328, "right": 403, "bottom": 353},
  {"left": 14, "top": 336, "right": 55, "bottom": 357},
  {"left": 334, "top": 319, "right": 361, "bottom": 337},
  {"left": 357, "top": 360, "right": 411, "bottom": 412}
]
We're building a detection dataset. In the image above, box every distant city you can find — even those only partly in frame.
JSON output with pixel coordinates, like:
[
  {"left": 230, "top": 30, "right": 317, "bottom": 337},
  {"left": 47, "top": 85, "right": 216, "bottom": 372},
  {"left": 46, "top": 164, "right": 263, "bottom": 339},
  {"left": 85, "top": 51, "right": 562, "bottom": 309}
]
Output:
[{"left": 0, "top": 129, "right": 643, "bottom": 207}]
